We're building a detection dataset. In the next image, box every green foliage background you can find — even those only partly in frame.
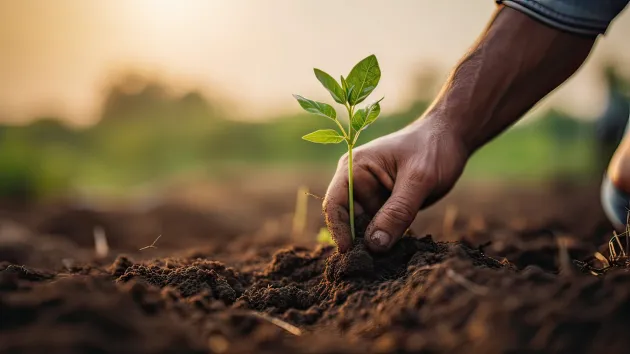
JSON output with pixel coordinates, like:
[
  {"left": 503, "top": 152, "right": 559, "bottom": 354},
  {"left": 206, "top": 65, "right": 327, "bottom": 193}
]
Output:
[{"left": 0, "top": 75, "right": 600, "bottom": 199}]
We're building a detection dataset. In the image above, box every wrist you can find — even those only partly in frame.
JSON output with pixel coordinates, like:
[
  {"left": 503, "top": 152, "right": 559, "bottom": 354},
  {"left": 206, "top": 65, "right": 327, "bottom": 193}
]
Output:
[
  {"left": 407, "top": 112, "right": 473, "bottom": 159},
  {"left": 424, "top": 104, "right": 481, "bottom": 154}
]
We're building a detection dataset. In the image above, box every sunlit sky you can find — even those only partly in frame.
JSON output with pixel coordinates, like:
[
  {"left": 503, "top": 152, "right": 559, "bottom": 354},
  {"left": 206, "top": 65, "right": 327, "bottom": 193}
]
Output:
[{"left": 1, "top": 1, "right": 630, "bottom": 126}]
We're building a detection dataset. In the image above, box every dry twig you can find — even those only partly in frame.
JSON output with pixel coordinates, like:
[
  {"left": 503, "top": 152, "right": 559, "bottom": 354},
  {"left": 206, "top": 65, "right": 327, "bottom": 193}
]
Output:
[
  {"left": 139, "top": 235, "right": 161, "bottom": 251},
  {"left": 556, "top": 235, "right": 574, "bottom": 277},
  {"left": 250, "top": 312, "right": 302, "bottom": 336},
  {"left": 305, "top": 192, "right": 323, "bottom": 200},
  {"left": 292, "top": 186, "right": 309, "bottom": 238},
  {"left": 575, "top": 213, "right": 630, "bottom": 276},
  {"left": 93, "top": 226, "right": 109, "bottom": 258},
  {"left": 442, "top": 205, "right": 458, "bottom": 238},
  {"left": 446, "top": 269, "right": 489, "bottom": 296}
]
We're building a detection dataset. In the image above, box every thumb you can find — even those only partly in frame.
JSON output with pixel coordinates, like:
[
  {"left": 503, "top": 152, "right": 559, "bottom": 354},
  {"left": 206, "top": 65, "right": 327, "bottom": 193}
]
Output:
[{"left": 365, "top": 171, "right": 431, "bottom": 252}]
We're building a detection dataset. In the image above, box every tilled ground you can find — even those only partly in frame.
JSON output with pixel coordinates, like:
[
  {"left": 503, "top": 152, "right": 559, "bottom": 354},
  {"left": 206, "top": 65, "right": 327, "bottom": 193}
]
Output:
[{"left": 0, "top": 183, "right": 627, "bottom": 354}]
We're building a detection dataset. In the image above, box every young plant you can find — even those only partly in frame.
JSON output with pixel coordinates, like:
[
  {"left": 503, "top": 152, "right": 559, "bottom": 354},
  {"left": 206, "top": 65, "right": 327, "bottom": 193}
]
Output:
[{"left": 293, "top": 54, "right": 382, "bottom": 241}]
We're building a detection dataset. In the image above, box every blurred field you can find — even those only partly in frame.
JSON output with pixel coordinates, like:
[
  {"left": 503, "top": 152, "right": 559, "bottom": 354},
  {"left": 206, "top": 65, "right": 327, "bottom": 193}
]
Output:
[
  {"left": 0, "top": 73, "right": 604, "bottom": 201},
  {"left": 3, "top": 0, "right": 630, "bottom": 203}
]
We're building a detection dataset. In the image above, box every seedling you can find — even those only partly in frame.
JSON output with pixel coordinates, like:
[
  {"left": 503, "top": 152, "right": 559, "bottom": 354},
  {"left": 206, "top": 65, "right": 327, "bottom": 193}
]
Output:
[
  {"left": 317, "top": 227, "right": 335, "bottom": 246},
  {"left": 293, "top": 54, "right": 382, "bottom": 241}
]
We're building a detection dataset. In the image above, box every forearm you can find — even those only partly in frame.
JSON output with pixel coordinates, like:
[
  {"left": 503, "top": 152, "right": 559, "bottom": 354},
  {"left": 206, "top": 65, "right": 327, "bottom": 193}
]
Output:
[{"left": 421, "top": 7, "right": 595, "bottom": 153}]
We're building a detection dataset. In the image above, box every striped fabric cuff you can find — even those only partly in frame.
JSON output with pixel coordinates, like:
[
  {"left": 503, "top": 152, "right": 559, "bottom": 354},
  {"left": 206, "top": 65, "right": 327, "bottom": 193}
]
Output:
[{"left": 497, "top": 0, "right": 628, "bottom": 36}]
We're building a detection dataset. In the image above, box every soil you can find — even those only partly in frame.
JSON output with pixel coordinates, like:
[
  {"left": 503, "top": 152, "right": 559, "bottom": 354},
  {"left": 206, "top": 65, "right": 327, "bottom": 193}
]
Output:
[{"left": 0, "top": 182, "right": 628, "bottom": 353}]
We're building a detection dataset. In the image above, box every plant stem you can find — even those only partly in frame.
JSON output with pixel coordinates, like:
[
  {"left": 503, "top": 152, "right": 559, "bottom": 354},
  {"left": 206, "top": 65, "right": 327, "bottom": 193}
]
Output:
[
  {"left": 333, "top": 119, "right": 349, "bottom": 139},
  {"left": 347, "top": 142, "right": 356, "bottom": 240},
  {"left": 345, "top": 103, "right": 356, "bottom": 241}
]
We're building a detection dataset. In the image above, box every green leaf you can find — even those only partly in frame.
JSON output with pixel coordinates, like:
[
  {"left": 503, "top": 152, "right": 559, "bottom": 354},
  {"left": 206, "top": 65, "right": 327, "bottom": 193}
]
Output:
[
  {"left": 351, "top": 98, "right": 383, "bottom": 132},
  {"left": 293, "top": 94, "right": 336, "bottom": 120},
  {"left": 346, "top": 54, "right": 381, "bottom": 105},
  {"left": 340, "top": 75, "right": 349, "bottom": 101},
  {"left": 302, "top": 129, "right": 345, "bottom": 144},
  {"left": 346, "top": 85, "right": 355, "bottom": 104},
  {"left": 314, "top": 69, "right": 345, "bottom": 104},
  {"left": 364, "top": 97, "right": 384, "bottom": 125}
]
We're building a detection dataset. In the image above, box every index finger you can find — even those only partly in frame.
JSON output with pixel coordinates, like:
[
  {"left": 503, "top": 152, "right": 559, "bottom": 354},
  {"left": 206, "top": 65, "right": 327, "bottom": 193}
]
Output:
[{"left": 323, "top": 169, "right": 352, "bottom": 253}]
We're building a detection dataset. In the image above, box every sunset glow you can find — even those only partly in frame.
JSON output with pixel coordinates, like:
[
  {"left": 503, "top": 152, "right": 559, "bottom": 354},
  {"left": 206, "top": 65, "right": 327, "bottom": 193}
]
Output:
[{"left": 1, "top": 1, "right": 630, "bottom": 125}]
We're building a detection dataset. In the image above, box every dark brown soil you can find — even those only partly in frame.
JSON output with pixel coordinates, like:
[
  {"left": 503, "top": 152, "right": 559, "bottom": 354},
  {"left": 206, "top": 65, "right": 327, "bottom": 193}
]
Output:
[{"left": 0, "top": 183, "right": 628, "bottom": 353}]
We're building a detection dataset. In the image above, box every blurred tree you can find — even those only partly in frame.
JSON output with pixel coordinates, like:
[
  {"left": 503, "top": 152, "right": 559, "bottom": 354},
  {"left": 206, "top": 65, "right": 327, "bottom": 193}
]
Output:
[
  {"left": 100, "top": 74, "right": 170, "bottom": 123},
  {"left": 99, "top": 73, "right": 216, "bottom": 124}
]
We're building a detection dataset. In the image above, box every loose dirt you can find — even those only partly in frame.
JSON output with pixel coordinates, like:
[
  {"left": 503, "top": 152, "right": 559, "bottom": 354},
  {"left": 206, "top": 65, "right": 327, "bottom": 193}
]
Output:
[{"left": 1, "top": 183, "right": 628, "bottom": 353}]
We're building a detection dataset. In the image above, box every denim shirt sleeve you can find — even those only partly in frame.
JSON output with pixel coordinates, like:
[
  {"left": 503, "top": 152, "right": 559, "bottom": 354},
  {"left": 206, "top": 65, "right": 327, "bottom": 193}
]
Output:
[{"left": 496, "top": 0, "right": 629, "bottom": 36}]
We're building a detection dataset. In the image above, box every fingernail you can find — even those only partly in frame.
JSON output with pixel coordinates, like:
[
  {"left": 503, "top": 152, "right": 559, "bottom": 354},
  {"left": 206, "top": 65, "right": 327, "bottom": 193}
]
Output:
[{"left": 370, "top": 230, "right": 391, "bottom": 248}]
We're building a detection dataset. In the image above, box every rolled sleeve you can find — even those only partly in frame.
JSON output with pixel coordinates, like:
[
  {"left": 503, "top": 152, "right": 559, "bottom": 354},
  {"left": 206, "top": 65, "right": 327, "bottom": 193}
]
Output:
[{"left": 496, "top": 0, "right": 629, "bottom": 36}]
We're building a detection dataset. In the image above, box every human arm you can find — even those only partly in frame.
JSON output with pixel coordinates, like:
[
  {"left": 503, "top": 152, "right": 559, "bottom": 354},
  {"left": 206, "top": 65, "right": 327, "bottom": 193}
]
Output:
[{"left": 324, "top": 6, "right": 596, "bottom": 253}]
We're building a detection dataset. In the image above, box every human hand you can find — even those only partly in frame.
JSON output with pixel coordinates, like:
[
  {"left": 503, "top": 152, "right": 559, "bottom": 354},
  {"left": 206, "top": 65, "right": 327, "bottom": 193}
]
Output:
[{"left": 323, "top": 117, "right": 469, "bottom": 253}]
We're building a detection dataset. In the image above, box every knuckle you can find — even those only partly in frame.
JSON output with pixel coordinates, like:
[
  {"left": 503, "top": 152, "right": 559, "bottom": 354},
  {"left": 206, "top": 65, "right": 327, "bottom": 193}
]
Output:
[
  {"left": 381, "top": 197, "right": 417, "bottom": 225},
  {"left": 353, "top": 150, "right": 368, "bottom": 165},
  {"left": 337, "top": 153, "right": 349, "bottom": 168},
  {"left": 407, "top": 167, "right": 438, "bottom": 188}
]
